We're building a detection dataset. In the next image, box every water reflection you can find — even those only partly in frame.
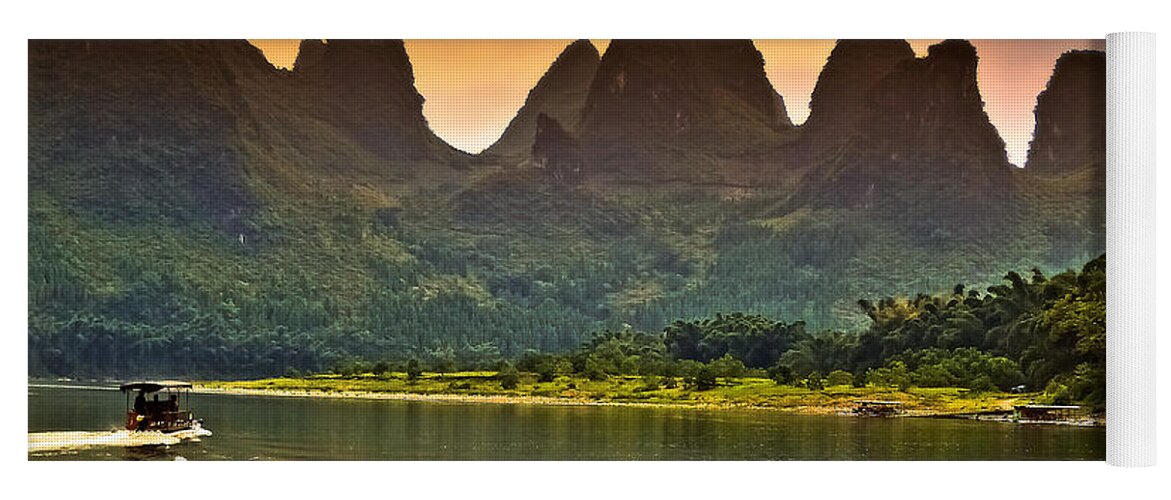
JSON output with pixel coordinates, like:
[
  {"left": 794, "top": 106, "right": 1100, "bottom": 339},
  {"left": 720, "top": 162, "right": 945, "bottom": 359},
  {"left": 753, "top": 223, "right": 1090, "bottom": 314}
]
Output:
[{"left": 30, "top": 385, "right": 1105, "bottom": 461}]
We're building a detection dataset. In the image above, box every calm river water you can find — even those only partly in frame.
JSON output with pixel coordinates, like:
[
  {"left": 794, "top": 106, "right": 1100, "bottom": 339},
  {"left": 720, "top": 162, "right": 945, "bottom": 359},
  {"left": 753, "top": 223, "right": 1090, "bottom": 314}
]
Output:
[{"left": 29, "top": 384, "right": 1105, "bottom": 460}]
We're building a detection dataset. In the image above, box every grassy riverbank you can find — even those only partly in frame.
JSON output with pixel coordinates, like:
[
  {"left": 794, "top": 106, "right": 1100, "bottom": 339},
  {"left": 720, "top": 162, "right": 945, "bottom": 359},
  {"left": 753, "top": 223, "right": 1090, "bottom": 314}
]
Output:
[{"left": 198, "top": 372, "right": 1038, "bottom": 416}]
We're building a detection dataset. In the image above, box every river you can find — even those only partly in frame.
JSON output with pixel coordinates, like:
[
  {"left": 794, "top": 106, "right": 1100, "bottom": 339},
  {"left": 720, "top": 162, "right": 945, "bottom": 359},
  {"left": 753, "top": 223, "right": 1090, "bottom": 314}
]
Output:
[{"left": 28, "top": 384, "right": 1105, "bottom": 460}]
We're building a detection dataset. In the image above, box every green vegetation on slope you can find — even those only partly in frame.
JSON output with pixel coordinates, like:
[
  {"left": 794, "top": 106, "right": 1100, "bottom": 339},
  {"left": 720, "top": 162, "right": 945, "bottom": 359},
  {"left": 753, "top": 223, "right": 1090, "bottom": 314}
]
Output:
[{"left": 202, "top": 373, "right": 1033, "bottom": 416}]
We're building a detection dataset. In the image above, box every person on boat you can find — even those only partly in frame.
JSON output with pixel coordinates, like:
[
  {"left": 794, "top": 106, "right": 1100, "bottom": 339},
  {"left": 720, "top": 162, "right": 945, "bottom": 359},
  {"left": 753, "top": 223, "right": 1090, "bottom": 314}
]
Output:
[{"left": 132, "top": 390, "right": 149, "bottom": 430}]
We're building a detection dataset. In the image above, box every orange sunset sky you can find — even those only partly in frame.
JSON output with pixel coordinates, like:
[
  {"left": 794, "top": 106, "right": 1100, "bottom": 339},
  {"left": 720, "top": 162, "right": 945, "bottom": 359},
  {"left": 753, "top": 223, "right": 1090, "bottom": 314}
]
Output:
[{"left": 249, "top": 39, "right": 1104, "bottom": 166}]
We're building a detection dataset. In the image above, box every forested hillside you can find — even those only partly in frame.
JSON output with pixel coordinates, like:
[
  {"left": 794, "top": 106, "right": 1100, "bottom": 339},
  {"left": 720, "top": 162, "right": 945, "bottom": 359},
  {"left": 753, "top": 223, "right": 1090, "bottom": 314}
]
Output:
[{"left": 28, "top": 39, "right": 1105, "bottom": 381}]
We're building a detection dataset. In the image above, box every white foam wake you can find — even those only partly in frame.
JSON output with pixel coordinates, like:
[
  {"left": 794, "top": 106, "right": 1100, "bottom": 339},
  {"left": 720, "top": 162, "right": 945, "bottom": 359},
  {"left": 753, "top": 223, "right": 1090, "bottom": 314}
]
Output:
[{"left": 28, "top": 423, "right": 212, "bottom": 454}]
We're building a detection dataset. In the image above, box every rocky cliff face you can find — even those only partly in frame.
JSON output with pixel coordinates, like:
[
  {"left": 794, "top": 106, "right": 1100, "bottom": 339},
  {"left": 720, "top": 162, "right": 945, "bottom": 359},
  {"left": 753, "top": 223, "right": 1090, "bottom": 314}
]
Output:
[
  {"left": 788, "top": 40, "right": 1016, "bottom": 242},
  {"left": 1022, "top": 50, "right": 1107, "bottom": 262},
  {"left": 482, "top": 40, "right": 599, "bottom": 160},
  {"left": 1025, "top": 50, "right": 1106, "bottom": 174},
  {"left": 799, "top": 40, "right": 916, "bottom": 156},
  {"left": 28, "top": 40, "right": 273, "bottom": 235},
  {"left": 576, "top": 40, "right": 792, "bottom": 175},
  {"left": 531, "top": 113, "right": 583, "bottom": 182},
  {"left": 802, "top": 40, "right": 1012, "bottom": 206},
  {"left": 294, "top": 40, "right": 458, "bottom": 161},
  {"left": 854, "top": 40, "right": 1010, "bottom": 173}
]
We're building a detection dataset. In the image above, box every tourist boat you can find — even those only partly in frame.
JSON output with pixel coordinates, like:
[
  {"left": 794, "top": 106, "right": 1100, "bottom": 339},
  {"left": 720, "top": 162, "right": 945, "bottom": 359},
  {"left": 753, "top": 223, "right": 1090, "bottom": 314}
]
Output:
[{"left": 119, "top": 381, "right": 200, "bottom": 432}]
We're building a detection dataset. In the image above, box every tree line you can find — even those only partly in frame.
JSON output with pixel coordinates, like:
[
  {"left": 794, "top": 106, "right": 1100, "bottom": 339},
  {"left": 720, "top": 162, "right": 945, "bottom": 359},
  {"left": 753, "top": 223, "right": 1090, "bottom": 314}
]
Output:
[
  {"left": 331, "top": 255, "right": 1106, "bottom": 409},
  {"left": 29, "top": 246, "right": 1106, "bottom": 410}
]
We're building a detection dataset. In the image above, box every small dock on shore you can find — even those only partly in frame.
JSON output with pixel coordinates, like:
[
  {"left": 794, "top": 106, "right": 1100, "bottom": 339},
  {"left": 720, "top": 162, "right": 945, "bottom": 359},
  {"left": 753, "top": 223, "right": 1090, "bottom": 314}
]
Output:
[
  {"left": 851, "top": 400, "right": 904, "bottom": 417},
  {"left": 932, "top": 405, "right": 1100, "bottom": 426},
  {"left": 1013, "top": 405, "right": 1085, "bottom": 423}
]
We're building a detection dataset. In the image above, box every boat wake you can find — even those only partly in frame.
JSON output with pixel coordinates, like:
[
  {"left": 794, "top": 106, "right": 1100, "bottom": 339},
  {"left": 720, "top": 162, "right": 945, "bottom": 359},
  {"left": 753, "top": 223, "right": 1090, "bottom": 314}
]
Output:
[{"left": 28, "top": 423, "right": 212, "bottom": 455}]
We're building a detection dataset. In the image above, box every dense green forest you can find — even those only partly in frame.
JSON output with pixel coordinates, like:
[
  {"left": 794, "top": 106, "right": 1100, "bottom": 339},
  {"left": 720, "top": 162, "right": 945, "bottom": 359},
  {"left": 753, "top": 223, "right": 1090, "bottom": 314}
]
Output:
[
  {"left": 494, "top": 255, "right": 1105, "bottom": 409},
  {"left": 32, "top": 244, "right": 1106, "bottom": 409},
  {"left": 489, "top": 255, "right": 1103, "bottom": 409}
]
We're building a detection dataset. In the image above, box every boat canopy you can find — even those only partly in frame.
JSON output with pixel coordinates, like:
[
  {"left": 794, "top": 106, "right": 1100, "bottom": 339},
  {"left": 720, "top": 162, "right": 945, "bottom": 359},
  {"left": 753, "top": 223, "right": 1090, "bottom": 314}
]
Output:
[{"left": 119, "top": 381, "right": 193, "bottom": 393}]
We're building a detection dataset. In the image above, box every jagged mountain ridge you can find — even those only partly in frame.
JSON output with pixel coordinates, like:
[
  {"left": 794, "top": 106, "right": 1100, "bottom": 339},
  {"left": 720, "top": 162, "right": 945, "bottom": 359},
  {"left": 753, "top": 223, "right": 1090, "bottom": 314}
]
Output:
[
  {"left": 796, "top": 40, "right": 917, "bottom": 161},
  {"left": 1025, "top": 50, "right": 1106, "bottom": 174},
  {"left": 293, "top": 40, "right": 467, "bottom": 162},
  {"left": 28, "top": 38, "right": 1106, "bottom": 378},
  {"left": 481, "top": 40, "right": 600, "bottom": 160},
  {"left": 574, "top": 40, "right": 795, "bottom": 177},
  {"left": 1018, "top": 49, "right": 1107, "bottom": 263},
  {"left": 786, "top": 39, "right": 1017, "bottom": 235}
]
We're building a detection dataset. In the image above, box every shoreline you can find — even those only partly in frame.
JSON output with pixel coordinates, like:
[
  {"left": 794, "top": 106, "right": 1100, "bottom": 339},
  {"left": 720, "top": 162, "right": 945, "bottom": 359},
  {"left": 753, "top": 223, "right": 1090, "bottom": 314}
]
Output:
[
  {"left": 190, "top": 383, "right": 1049, "bottom": 420},
  {"left": 194, "top": 385, "right": 1105, "bottom": 426},
  {"left": 30, "top": 380, "right": 1104, "bottom": 425},
  {"left": 193, "top": 385, "right": 818, "bottom": 413}
]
